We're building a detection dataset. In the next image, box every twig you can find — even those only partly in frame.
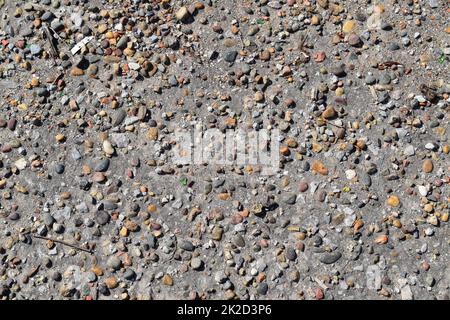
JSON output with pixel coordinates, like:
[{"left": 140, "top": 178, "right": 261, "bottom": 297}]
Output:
[
  {"left": 323, "top": 118, "right": 345, "bottom": 129},
  {"left": 42, "top": 26, "right": 59, "bottom": 66},
  {"left": 32, "top": 234, "right": 94, "bottom": 254},
  {"left": 314, "top": 277, "right": 330, "bottom": 290},
  {"left": 52, "top": 72, "right": 64, "bottom": 85},
  {"left": 298, "top": 33, "right": 309, "bottom": 54}
]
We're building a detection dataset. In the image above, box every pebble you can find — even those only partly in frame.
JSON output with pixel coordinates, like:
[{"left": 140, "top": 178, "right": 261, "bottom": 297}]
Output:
[
  {"left": 179, "top": 240, "right": 195, "bottom": 251},
  {"left": 422, "top": 159, "right": 433, "bottom": 173},
  {"left": 224, "top": 51, "right": 238, "bottom": 63},
  {"left": 322, "top": 106, "right": 337, "bottom": 119},
  {"left": 232, "top": 234, "right": 245, "bottom": 247},
  {"left": 387, "top": 195, "right": 400, "bottom": 207},
  {"left": 257, "top": 283, "right": 268, "bottom": 295},
  {"left": 312, "top": 161, "right": 329, "bottom": 175},
  {"left": 112, "top": 109, "right": 127, "bottom": 127},
  {"left": 55, "top": 164, "right": 65, "bottom": 174},
  {"left": 319, "top": 251, "right": 342, "bottom": 264},
  {"left": 285, "top": 247, "right": 297, "bottom": 261},
  {"left": 94, "top": 159, "right": 110, "bottom": 172},
  {"left": 162, "top": 274, "right": 173, "bottom": 286},
  {"left": 176, "top": 6, "right": 191, "bottom": 22},
  {"left": 299, "top": 181, "right": 309, "bottom": 192},
  {"left": 283, "top": 193, "right": 297, "bottom": 205},
  {"left": 365, "top": 75, "right": 377, "bottom": 85},
  {"left": 190, "top": 258, "right": 203, "bottom": 270},
  {"left": 96, "top": 211, "right": 110, "bottom": 225},
  {"left": 103, "top": 140, "right": 115, "bottom": 156},
  {"left": 359, "top": 172, "right": 372, "bottom": 187},
  {"left": 330, "top": 65, "right": 346, "bottom": 77},
  {"left": 348, "top": 34, "right": 362, "bottom": 47},
  {"left": 105, "top": 276, "right": 118, "bottom": 289},
  {"left": 7, "top": 118, "right": 16, "bottom": 131},
  {"left": 30, "top": 44, "right": 41, "bottom": 55},
  {"left": 342, "top": 20, "right": 356, "bottom": 33},
  {"left": 123, "top": 269, "right": 136, "bottom": 281},
  {"left": 107, "top": 256, "right": 122, "bottom": 271}
]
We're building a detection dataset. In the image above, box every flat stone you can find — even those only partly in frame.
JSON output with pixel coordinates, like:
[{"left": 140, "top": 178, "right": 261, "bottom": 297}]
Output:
[
  {"left": 319, "top": 251, "right": 342, "bottom": 264},
  {"left": 112, "top": 109, "right": 127, "bottom": 126},
  {"left": 179, "top": 240, "right": 195, "bottom": 251}
]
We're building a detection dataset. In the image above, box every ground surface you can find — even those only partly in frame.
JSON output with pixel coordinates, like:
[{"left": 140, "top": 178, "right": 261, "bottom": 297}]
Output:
[{"left": 0, "top": 0, "right": 449, "bottom": 300}]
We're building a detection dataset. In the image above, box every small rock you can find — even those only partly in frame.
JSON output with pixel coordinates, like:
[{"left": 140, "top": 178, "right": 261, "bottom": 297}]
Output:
[
  {"left": 224, "top": 51, "right": 238, "bottom": 63},
  {"left": 94, "top": 159, "right": 110, "bottom": 172},
  {"left": 422, "top": 159, "right": 433, "bottom": 173},
  {"left": 107, "top": 256, "right": 121, "bottom": 270},
  {"left": 299, "top": 181, "right": 309, "bottom": 192},
  {"left": 285, "top": 247, "right": 297, "bottom": 261},
  {"left": 257, "top": 283, "right": 268, "bottom": 295},
  {"left": 190, "top": 258, "right": 203, "bottom": 270},
  {"left": 312, "top": 160, "right": 329, "bottom": 175},
  {"left": 162, "top": 274, "right": 173, "bottom": 286},
  {"left": 319, "top": 251, "right": 342, "bottom": 264},
  {"left": 96, "top": 211, "right": 110, "bottom": 225},
  {"left": 232, "top": 234, "right": 245, "bottom": 247},
  {"left": 176, "top": 6, "right": 191, "bottom": 22},
  {"left": 387, "top": 195, "right": 400, "bottom": 207}
]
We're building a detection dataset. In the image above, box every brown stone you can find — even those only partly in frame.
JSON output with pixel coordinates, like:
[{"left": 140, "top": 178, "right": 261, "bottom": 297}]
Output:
[
  {"left": 299, "top": 181, "right": 309, "bottom": 192},
  {"left": 105, "top": 276, "right": 118, "bottom": 289},
  {"left": 374, "top": 234, "right": 388, "bottom": 244},
  {"left": 91, "top": 265, "right": 104, "bottom": 276},
  {"left": 322, "top": 106, "right": 337, "bottom": 119},
  {"left": 387, "top": 195, "right": 400, "bottom": 207},
  {"left": 259, "top": 50, "right": 271, "bottom": 61},
  {"left": 162, "top": 274, "right": 173, "bottom": 286},
  {"left": 92, "top": 172, "right": 106, "bottom": 183},
  {"left": 146, "top": 127, "right": 158, "bottom": 141},
  {"left": 422, "top": 159, "right": 433, "bottom": 173},
  {"left": 312, "top": 160, "right": 328, "bottom": 175},
  {"left": 70, "top": 67, "right": 84, "bottom": 76}
]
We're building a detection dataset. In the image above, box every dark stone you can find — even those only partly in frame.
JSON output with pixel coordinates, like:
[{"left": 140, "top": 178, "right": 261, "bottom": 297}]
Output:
[
  {"left": 95, "top": 210, "right": 110, "bottom": 225},
  {"left": 223, "top": 51, "right": 238, "bottom": 63},
  {"left": 319, "top": 251, "right": 342, "bottom": 264}
]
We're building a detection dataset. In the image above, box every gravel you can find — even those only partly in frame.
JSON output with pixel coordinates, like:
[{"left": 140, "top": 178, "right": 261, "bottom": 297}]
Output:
[{"left": 0, "top": 0, "right": 448, "bottom": 301}]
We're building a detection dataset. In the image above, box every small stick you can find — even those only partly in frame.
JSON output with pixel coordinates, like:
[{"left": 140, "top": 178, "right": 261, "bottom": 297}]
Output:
[
  {"left": 323, "top": 118, "right": 345, "bottom": 129},
  {"left": 43, "top": 26, "right": 59, "bottom": 58},
  {"left": 32, "top": 234, "right": 94, "bottom": 254},
  {"left": 52, "top": 72, "right": 64, "bottom": 85}
]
